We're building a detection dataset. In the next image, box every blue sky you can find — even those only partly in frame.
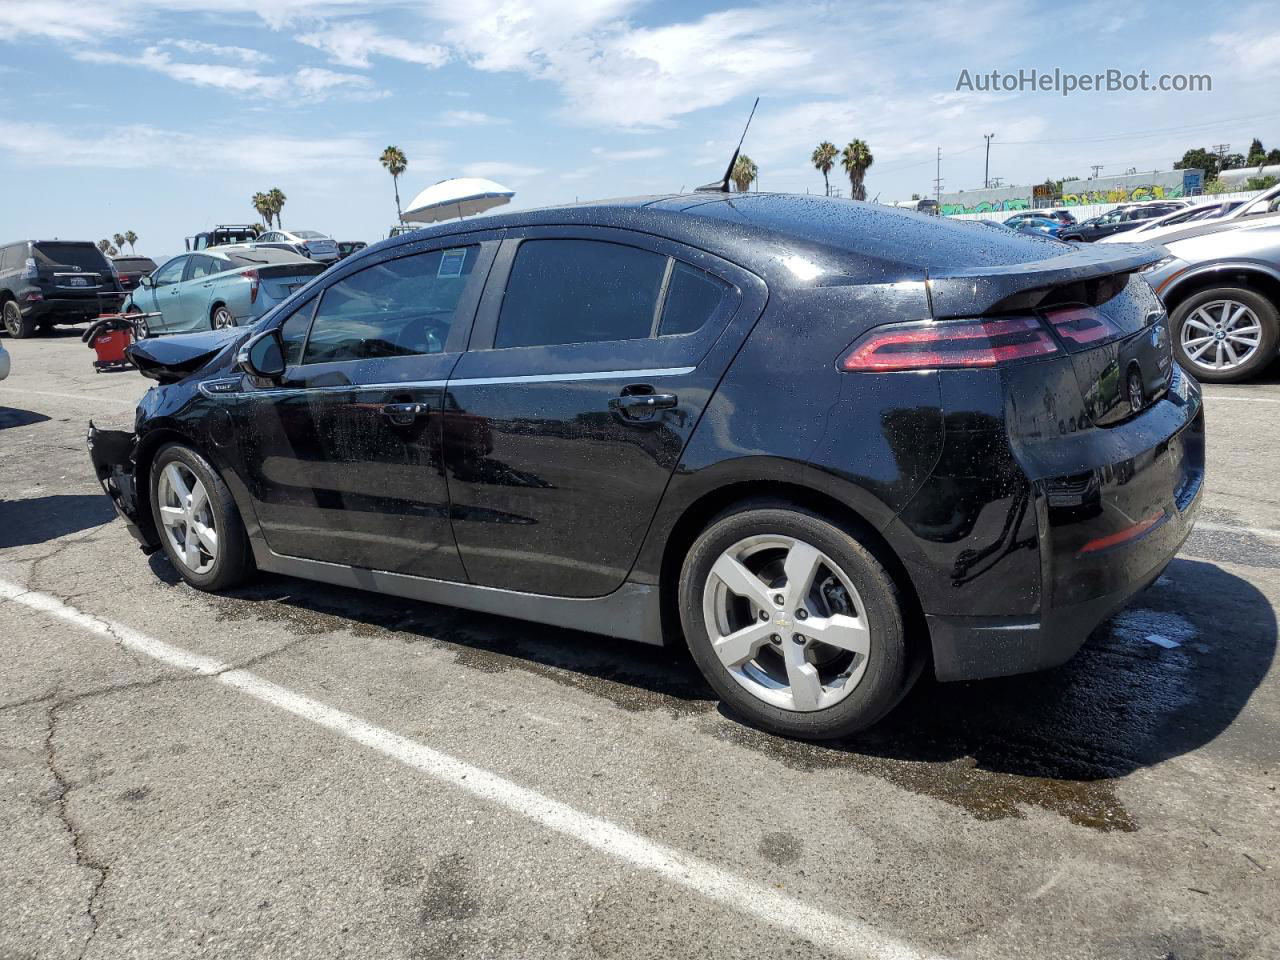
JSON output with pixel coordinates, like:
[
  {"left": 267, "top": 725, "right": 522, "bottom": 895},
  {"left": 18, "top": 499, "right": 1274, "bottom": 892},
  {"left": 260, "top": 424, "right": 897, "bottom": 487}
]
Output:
[{"left": 1, "top": 0, "right": 1277, "bottom": 258}]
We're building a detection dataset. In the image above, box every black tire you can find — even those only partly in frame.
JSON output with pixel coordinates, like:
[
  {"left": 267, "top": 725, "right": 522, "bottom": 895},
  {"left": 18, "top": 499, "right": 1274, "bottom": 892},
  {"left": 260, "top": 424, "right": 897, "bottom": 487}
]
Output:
[
  {"left": 678, "top": 502, "right": 913, "bottom": 740},
  {"left": 3, "top": 300, "right": 36, "bottom": 338},
  {"left": 149, "top": 442, "right": 253, "bottom": 591},
  {"left": 1170, "top": 285, "right": 1279, "bottom": 384}
]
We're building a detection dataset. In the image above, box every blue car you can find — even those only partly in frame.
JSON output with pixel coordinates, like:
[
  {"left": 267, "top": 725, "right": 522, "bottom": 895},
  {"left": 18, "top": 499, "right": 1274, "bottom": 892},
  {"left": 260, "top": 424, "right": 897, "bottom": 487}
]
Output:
[
  {"left": 124, "top": 246, "right": 327, "bottom": 336},
  {"left": 1003, "top": 214, "right": 1063, "bottom": 238}
]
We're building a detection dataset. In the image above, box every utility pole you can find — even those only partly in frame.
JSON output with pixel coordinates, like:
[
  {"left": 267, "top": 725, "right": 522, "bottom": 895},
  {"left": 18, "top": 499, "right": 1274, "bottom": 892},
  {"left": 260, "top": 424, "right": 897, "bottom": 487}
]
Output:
[
  {"left": 1089, "top": 164, "right": 1104, "bottom": 179},
  {"left": 933, "top": 147, "right": 943, "bottom": 201},
  {"left": 983, "top": 133, "right": 995, "bottom": 189},
  {"left": 990, "top": 176, "right": 1004, "bottom": 188}
]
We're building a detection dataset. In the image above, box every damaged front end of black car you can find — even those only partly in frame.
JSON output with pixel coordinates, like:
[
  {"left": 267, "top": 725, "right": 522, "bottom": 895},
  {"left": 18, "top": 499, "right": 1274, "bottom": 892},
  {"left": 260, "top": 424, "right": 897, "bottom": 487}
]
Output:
[{"left": 85, "top": 325, "right": 245, "bottom": 553}]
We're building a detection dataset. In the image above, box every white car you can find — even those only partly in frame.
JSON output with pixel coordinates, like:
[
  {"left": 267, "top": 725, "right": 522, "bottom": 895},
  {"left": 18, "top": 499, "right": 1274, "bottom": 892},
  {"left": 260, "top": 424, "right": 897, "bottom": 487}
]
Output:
[
  {"left": 254, "top": 229, "right": 340, "bottom": 264},
  {"left": 0, "top": 341, "right": 9, "bottom": 380},
  {"left": 1102, "top": 183, "right": 1280, "bottom": 245}
]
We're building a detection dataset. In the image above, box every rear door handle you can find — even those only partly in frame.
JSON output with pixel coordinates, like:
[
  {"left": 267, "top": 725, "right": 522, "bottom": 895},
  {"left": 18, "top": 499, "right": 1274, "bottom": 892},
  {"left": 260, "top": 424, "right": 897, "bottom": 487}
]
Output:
[
  {"left": 382, "top": 402, "right": 430, "bottom": 425},
  {"left": 609, "top": 393, "right": 677, "bottom": 415}
]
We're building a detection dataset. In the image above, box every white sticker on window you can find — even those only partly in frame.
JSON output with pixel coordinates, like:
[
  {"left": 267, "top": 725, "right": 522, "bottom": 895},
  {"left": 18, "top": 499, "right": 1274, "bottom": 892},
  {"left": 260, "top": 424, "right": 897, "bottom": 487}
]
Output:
[{"left": 438, "top": 248, "right": 467, "bottom": 278}]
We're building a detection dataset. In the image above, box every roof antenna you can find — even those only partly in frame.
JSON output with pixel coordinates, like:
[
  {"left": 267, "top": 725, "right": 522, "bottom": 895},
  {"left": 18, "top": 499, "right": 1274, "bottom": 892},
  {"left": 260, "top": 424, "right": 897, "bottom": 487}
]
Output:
[{"left": 695, "top": 96, "right": 759, "bottom": 193}]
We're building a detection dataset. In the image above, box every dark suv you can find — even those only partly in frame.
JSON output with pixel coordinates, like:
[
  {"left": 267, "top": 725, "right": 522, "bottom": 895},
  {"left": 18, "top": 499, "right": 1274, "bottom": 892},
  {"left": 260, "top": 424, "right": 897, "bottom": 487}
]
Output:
[
  {"left": 0, "top": 240, "right": 125, "bottom": 338},
  {"left": 88, "top": 195, "right": 1203, "bottom": 740}
]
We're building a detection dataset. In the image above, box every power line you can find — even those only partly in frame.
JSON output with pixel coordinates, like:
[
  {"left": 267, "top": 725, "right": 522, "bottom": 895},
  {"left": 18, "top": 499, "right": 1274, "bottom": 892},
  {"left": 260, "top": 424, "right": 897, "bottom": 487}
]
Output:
[{"left": 996, "top": 111, "right": 1280, "bottom": 146}]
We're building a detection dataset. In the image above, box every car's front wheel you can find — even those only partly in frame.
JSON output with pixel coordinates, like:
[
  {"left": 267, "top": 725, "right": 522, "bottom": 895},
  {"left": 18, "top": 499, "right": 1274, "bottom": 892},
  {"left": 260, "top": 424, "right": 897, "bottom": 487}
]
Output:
[
  {"left": 1171, "top": 285, "right": 1278, "bottom": 383},
  {"left": 679, "top": 503, "right": 914, "bottom": 740},
  {"left": 3, "top": 300, "right": 36, "bottom": 338},
  {"left": 149, "top": 443, "right": 252, "bottom": 591}
]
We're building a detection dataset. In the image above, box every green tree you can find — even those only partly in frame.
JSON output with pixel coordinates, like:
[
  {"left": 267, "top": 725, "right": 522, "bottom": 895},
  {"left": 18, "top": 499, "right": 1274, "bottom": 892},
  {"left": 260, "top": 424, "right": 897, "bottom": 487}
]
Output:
[
  {"left": 1245, "top": 175, "right": 1279, "bottom": 191},
  {"left": 123, "top": 230, "right": 137, "bottom": 253},
  {"left": 1247, "top": 138, "right": 1266, "bottom": 165},
  {"left": 97, "top": 239, "right": 117, "bottom": 256},
  {"left": 251, "top": 191, "right": 272, "bottom": 226},
  {"left": 1268, "top": 149, "right": 1280, "bottom": 165},
  {"left": 267, "top": 187, "right": 286, "bottom": 228},
  {"left": 731, "top": 154, "right": 758, "bottom": 193},
  {"left": 1175, "top": 148, "right": 1221, "bottom": 182},
  {"left": 811, "top": 141, "right": 837, "bottom": 196},
  {"left": 380, "top": 145, "right": 408, "bottom": 222},
  {"left": 112, "top": 233, "right": 126, "bottom": 252},
  {"left": 1221, "top": 153, "right": 1246, "bottom": 171},
  {"left": 840, "top": 139, "right": 874, "bottom": 201}
]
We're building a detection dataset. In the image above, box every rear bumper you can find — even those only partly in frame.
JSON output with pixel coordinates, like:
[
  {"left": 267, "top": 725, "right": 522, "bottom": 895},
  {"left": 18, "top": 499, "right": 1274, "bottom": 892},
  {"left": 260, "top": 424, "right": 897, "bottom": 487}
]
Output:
[
  {"left": 86, "top": 423, "right": 160, "bottom": 553},
  {"left": 927, "top": 367, "right": 1204, "bottom": 682},
  {"left": 25, "top": 295, "right": 126, "bottom": 323}
]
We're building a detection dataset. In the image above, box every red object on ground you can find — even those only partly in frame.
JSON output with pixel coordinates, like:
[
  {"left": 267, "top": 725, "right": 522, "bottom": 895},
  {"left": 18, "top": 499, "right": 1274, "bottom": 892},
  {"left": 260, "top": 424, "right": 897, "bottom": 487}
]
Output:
[{"left": 92, "top": 327, "right": 132, "bottom": 366}]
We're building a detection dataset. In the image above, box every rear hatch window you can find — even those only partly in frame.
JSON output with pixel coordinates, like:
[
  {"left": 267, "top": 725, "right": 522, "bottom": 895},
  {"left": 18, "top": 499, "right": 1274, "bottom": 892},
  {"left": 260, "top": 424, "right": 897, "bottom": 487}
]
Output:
[{"left": 33, "top": 243, "right": 110, "bottom": 272}]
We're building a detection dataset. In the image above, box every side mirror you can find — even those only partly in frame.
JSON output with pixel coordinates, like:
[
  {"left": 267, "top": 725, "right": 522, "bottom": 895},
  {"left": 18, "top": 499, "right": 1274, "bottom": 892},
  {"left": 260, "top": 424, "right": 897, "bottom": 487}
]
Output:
[
  {"left": 139, "top": 274, "right": 154, "bottom": 288},
  {"left": 237, "top": 329, "right": 286, "bottom": 380}
]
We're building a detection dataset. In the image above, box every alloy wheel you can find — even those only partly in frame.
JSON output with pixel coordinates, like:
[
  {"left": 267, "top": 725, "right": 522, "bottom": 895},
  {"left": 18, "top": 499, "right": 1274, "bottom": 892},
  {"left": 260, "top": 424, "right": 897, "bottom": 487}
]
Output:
[
  {"left": 212, "top": 307, "right": 236, "bottom": 329},
  {"left": 702, "top": 534, "right": 871, "bottom": 712},
  {"left": 3, "top": 302, "right": 20, "bottom": 337},
  {"left": 1127, "top": 369, "right": 1144, "bottom": 412},
  {"left": 1180, "top": 299, "right": 1262, "bottom": 372},
  {"left": 157, "top": 462, "right": 218, "bottom": 574}
]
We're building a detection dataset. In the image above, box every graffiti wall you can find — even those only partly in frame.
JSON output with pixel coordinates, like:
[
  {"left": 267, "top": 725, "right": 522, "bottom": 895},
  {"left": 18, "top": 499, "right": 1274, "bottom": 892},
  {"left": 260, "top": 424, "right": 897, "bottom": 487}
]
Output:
[
  {"left": 937, "top": 186, "right": 1033, "bottom": 215},
  {"left": 1059, "top": 169, "right": 1202, "bottom": 206}
]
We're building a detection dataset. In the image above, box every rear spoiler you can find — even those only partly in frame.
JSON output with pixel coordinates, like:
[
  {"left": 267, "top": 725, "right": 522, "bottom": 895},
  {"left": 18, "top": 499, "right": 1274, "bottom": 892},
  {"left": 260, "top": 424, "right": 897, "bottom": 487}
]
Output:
[{"left": 927, "top": 243, "right": 1162, "bottom": 318}]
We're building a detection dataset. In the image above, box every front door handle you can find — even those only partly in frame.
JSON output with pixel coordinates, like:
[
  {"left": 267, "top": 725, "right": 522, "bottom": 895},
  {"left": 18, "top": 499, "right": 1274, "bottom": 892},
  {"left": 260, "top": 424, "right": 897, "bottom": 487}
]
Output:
[
  {"left": 609, "top": 393, "right": 677, "bottom": 416},
  {"left": 382, "top": 402, "right": 430, "bottom": 425}
]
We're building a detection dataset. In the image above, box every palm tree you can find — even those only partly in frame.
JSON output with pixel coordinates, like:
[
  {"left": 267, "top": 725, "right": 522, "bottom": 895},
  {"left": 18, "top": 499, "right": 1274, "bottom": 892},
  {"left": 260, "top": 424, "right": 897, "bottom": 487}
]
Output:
[
  {"left": 840, "top": 139, "right": 874, "bottom": 201},
  {"left": 112, "top": 233, "right": 126, "bottom": 252},
  {"left": 97, "top": 239, "right": 117, "bottom": 256},
  {"left": 124, "top": 230, "right": 137, "bottom": 253},
  {"left": 811, "top": 141, "right": 837, "bottom": 196},
  {"left": 267, "top": 187, "right": 286, "bottom": 228},
  {"left": 380, "top": 145, "right": 408, "bottom": 222},
  {"left": 251, "top": 192, "right": 272, "bottom": 227},
  {"left": 731, "top": 154, "right": 758, "bottom": 193}
]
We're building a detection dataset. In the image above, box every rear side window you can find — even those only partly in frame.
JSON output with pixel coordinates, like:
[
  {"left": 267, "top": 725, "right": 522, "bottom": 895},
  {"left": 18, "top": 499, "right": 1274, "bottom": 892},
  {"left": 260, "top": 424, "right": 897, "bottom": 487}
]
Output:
[
  {"left": 302, "top": 246, "right": 478, "bottom": 364},
  {"left": 659, "top": 262, "right": 728, "bottom": 336},
  {"left": 496, "top": 239, "right": 667, "bottom": 348},
  {"left": 187, "top": 256, "right": 224, "bottom": 279},
  {"left": 32, "top": 243, "right": 109, "bottom": 272}
]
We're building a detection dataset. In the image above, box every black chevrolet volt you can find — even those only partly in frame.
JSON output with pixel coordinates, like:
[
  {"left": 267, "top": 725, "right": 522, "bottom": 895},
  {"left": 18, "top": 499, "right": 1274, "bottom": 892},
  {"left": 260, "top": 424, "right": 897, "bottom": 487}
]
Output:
[{"left": 89, "top": 194, "right": 1204, "bottom": 739}]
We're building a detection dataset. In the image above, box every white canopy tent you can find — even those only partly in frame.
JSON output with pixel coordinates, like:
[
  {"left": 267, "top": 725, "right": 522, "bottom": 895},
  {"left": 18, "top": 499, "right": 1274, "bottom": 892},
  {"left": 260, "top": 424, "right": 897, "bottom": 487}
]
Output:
[{"left": 401, "top": 177, "right": 515, "bottom": 224}]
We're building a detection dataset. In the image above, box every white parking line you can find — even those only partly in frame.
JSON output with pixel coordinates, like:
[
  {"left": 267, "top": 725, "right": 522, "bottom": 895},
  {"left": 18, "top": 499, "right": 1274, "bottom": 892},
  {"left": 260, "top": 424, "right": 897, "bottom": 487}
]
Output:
[
  {"left": 1201, "top": 394, "right": 1280, "bottom": 404},
  {"left": 0, "top": 387, "right": 134, "bottom": 406},
  {"left": 0, "top": 576, "right": 946, "bottom": 960}
]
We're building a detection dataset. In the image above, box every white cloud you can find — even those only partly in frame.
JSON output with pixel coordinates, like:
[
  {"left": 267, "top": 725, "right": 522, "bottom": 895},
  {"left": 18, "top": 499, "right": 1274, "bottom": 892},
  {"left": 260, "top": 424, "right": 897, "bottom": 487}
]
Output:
[
  {"left": 0, "top": 122, "right": 379, "bottom": 175},
  {"left": 436, "top": 110, "right": 508, "bottom": 126},
  {"left": 296, "top": 21, "right": 448, "bottom": 69},
  {"left": 1209, "top": 28, "right": 1280, "bottom": 75},
  {"left": 0, "top": 0, "right": 128, "bottom": 42},
  {"left": 74, "top": 47, "right": 381, "bottom": 101},
  {"left": 164, "top": 39, "right": 273, "bottom": 65}
]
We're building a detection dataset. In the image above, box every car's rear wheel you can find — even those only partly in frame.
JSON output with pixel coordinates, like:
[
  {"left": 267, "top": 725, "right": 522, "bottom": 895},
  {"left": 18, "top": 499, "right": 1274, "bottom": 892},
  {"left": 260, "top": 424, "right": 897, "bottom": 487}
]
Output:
[
  {"left": 679, "top": 503, "right": 913, "bottom": 740},
  {"left": 149, "top": 443, "right": 252, "bottom": 591},
  {"left": 125, "top": 306, "right": 150, "bottom": 339},
  {"left": 1171, "top": 286, "right": 1278, "bottom": 383},
  {"left": 211, "top": 305, "right": 236, "bottom": 330},
  {"left": 3, "top": 300, "right": 36, "bottom": 338}
]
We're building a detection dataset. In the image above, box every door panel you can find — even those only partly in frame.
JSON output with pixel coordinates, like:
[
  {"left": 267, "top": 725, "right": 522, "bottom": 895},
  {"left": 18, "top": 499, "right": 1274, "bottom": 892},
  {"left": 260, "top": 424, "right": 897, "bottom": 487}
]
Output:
[
  {"left": 233, "top": 239, "right": 497, "bottom": 580},
  {"left": 444, "top": 228, "right": 767, "bottom": 597}
]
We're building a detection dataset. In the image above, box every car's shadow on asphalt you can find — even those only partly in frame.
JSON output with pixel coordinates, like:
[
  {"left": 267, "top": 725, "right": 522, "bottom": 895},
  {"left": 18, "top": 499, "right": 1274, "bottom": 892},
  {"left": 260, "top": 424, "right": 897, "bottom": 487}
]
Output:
[
  {"left": 186, "top": 555, "right": 1272, "bottom": 831},
  {"left": 0, "top": 407, "right": 52, "bottom": 430},
  {"left": 0, "top": 494, "right": 118, "bottom": 548}
]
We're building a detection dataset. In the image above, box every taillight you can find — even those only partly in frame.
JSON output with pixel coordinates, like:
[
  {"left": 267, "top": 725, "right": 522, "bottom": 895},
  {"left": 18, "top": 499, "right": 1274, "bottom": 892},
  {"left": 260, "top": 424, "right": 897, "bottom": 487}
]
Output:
[
  {"left": 838, "top": 316, "right": 1059, "bottom": 372},
  {"left": 20, "top": 257, "right": 37, "bottom": 280},
  {"left": 241, "top": 269, "right": 260, "bottom": 304},
  {"left": 1043, "top": 306, "right": 1122, "bottom": 351}
]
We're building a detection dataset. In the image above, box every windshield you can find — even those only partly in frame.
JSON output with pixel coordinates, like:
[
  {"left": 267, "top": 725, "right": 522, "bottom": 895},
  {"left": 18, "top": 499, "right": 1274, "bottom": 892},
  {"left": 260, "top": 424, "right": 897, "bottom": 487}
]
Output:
[
  {"left": 223, "top": 248, "right": 312, "bottom": 266},
  {"left": 293, "top": 230, "right": 327, "bottom": 240}
]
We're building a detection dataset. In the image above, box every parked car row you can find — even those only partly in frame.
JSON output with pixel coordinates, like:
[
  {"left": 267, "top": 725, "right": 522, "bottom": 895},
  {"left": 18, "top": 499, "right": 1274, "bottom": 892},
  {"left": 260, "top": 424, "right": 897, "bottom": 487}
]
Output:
[{"left": 0, "top": 240, "right": 125, "bottom": 338}]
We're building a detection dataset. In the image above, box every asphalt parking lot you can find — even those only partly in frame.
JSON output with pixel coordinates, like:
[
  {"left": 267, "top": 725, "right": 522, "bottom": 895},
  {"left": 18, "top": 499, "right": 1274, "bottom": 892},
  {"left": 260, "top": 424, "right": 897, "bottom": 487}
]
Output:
[{"left": 1, "top": 330, "right": 1277, "bottom": 960}]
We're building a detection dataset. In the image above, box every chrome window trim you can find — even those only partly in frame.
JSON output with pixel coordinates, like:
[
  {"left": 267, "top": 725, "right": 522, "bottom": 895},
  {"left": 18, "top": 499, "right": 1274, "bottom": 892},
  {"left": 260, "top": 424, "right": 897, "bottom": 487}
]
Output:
[{"left": 239, "top": 366, "right": 696, "bottom": 397}]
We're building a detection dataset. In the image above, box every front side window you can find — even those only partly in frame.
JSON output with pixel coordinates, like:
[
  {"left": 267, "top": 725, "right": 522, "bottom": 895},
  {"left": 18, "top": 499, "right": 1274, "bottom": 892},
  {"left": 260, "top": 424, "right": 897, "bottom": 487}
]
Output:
[
  {"left": 152, "top": 257, "right": 186, "bottom": 286},
  {"left": 301, "top": 246, "right": 479, "bottom": 364},
  {"left": 278, "top": 298, "right": 316, "bottom": 366},
  {"left": 495, "top": 239, "right": 668, "bottom": 348}
]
